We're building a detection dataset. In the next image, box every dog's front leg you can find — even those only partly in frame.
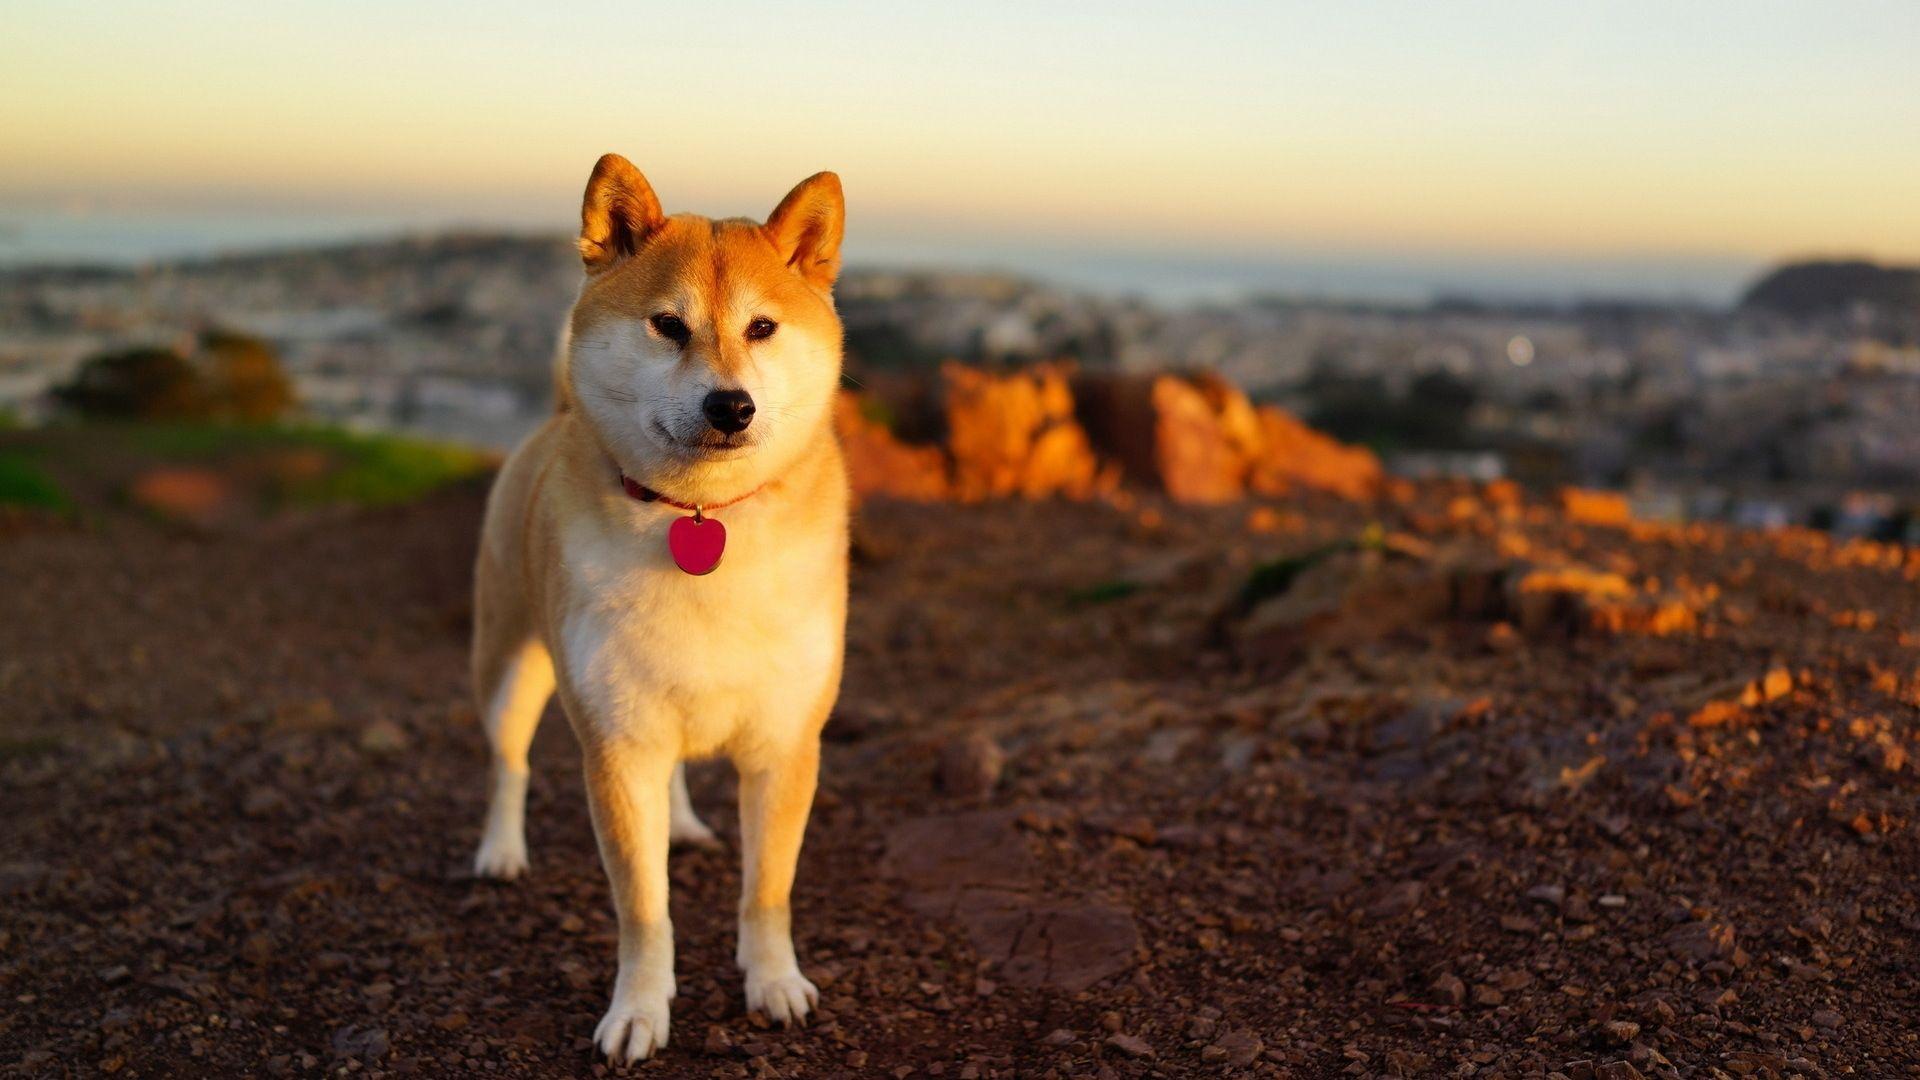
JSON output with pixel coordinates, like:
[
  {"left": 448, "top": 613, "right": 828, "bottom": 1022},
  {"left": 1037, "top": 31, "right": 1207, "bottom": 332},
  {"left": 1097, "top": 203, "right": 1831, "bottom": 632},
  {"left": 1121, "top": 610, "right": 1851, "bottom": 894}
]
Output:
[
  {"left": 581, "top": 738, "right": 677, "bottom": 1062},
  {"left": 736, "top": 738, "right": 821, "bottom": 1025}
]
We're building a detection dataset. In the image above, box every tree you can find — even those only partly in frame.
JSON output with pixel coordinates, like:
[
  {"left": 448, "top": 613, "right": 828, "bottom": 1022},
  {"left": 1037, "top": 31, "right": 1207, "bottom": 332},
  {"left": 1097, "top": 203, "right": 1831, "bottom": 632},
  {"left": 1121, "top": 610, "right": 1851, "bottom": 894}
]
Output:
[
  {"left": 200, "top": 330, "right": 294, "bottom": 421},
  {"left": 54, "top": 347, "right": 207, "bottom": 420},
  {"left": 54, "top": 331, "right": 296, "bottom": 422}
]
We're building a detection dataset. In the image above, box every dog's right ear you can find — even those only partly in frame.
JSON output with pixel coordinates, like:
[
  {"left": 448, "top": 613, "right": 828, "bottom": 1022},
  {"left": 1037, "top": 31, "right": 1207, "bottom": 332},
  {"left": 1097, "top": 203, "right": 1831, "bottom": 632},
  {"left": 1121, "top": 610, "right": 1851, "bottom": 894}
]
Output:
[{"left": 578, "top": 154, "right": 666, "bottom": 271}]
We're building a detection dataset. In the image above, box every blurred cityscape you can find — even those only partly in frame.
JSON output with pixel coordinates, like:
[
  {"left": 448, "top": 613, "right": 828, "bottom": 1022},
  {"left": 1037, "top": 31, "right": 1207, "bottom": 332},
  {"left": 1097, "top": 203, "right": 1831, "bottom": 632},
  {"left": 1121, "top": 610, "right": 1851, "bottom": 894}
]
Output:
[{"left": 2, "top": 235, "right": 1917, "bottom": 536}]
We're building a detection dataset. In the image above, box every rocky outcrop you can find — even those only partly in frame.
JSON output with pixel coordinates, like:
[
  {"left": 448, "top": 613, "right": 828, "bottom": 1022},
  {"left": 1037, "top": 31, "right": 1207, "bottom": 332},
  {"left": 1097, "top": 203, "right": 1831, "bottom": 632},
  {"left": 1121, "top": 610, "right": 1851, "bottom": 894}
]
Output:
[
  {"left": 838, "top": 362, "right": 1381, "bottom": 504},
  {"left": 1247, "top": 400, "right": 1385, "bottom": 502},
  {"left": 835, "top": 393, "right": 950, "bottom": 500},
  {"left": 1224, "top": 538, "right": 1711, "bottom": 668},
  {"left": 1074, "top": 370, "right": 1382, "bottom": 503},
  {"left": 1558, "top": 487, "right": 1633, "bottom": 527},
  {"left": 942, "top": 362, "right": 1113, "bottom": 501}
]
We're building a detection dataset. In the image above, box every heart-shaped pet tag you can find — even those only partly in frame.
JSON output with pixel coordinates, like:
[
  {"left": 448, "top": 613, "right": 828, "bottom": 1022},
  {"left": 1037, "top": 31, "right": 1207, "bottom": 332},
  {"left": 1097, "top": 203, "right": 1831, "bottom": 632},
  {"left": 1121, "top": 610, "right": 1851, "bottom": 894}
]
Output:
[{"left": 667, "top": 514, "right": 726, "bottom": 576}]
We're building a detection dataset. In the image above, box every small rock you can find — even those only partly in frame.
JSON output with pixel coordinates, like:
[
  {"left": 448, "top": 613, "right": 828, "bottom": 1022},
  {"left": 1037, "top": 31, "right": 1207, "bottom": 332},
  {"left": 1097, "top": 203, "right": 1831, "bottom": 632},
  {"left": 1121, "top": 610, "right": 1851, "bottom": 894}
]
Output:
[
  {"left": 1218, "top": 733, "right": 1261, "bottom": 773},
  {"left": 1104, "top": 1033, "right": 1153, "bottom": 1058},
  {"left": 433, "top": 1013, "right": 469, "bottom": 1032},
  {"left": 1664, "top": 919, "right": 1736, "bottom": 964},
  {"left": 358, "top": 719, "right": 409, "bottom": 756},
  {"left": 1471, "top": 984, "right": 1505, "bottom": 1007},
  {"left": 1811, "top": 1008, "right": 1842, "bottom": 1029},
  {"left": 329, "top": 1026, "right": 390, "bottom": 1063},
  {"left": 1601, "top": 1019, "right": 1641, "bottom": 1044},
  {"left": 938, "top": 732, "right": 1005, "bottom": 799},
  {"left": 242, "top": 932, "right": 275, "bottom": 966},
  {"left": 1527, "top": 883, "right": 1566, "bottom": 907},
  {"left": 1431, "top": 973, "right": 1466, "bottom": 1006},
  {"left": 1204, "top": 1030, "right": 1262, "bottom": 1067},
  {"left": 1500, "top": 913, "right": 1539, "bottom": 934},
  {"left": 1367, "top": 880, "right": 1424, "bottom": 918},
  {"left": 705, "top": 1026, "right": 734, "bottom": 1056},
  {"left": 241, "top": 787, "right": 289, "bottom": 819},
  {"left": 1040, "top": 1029, "right": 1077, "bottom": 1047}
]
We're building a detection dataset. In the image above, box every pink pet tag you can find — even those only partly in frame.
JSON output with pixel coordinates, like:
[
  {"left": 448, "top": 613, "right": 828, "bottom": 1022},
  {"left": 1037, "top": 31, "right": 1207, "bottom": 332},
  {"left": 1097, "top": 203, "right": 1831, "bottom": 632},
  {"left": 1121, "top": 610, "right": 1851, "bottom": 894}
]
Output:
[{"left": 667, "top": 512, "right": 726, "bottom": 576}]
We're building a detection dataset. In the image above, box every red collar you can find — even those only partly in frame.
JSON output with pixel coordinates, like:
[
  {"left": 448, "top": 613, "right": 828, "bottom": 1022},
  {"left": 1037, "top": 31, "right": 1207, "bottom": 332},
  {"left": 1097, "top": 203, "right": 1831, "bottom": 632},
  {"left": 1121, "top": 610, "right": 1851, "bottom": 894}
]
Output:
[{"left": 620, "top": 474, "right": 762, "bottom": 515}]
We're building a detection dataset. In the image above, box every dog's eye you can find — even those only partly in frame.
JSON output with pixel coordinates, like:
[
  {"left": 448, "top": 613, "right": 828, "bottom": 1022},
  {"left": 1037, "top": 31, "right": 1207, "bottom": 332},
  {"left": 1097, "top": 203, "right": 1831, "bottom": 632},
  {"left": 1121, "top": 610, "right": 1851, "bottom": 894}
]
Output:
[
  {"left": 745, "top": 317, "right": 778, "bottom": 342},
  {"left": 649, "top": 313, "right": 690, "bottom": 345}
]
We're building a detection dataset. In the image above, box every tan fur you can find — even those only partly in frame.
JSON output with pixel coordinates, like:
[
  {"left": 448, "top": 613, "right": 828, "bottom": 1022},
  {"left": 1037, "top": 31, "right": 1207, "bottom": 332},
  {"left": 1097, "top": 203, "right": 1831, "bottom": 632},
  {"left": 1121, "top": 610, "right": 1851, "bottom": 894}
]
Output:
[{"left": 470, "top": 155, "right": 849, "bottom": 1062}]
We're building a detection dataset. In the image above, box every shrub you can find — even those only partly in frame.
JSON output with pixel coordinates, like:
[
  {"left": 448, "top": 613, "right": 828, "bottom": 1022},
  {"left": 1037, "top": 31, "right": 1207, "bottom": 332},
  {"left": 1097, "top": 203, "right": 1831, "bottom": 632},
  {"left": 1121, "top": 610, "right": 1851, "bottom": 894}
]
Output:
[
  {"left": 0, "top": 452, "right": 68, "bottom": 511},
  {"left": 201, "top": 330, "right": 294, "bottom": 421},
  {"left": 55, "top": 330, "right": 295, "bottom": 423},
  {"left": 55, "top": 347, "right": 208, "bottom": 420}
]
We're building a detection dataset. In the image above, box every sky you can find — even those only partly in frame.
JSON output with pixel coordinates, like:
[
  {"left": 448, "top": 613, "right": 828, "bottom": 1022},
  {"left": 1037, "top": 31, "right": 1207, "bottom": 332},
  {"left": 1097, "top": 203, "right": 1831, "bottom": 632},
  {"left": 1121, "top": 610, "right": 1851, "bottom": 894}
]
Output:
[{"left": 4, "top": 1, "right": 1919, "bottom": 296}]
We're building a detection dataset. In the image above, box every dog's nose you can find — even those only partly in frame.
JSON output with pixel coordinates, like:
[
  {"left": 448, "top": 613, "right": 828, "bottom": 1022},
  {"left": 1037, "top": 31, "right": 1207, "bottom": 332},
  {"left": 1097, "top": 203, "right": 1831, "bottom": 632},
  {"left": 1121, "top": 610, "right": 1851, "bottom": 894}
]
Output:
[{"left": 702, "top": 389, "right": 755, "bottom": 434}]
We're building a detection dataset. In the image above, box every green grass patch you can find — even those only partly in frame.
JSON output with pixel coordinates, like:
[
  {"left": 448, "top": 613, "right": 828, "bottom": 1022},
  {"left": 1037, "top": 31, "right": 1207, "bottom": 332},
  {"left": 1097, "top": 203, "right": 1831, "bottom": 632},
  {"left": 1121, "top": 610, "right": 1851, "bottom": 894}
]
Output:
[
  {"left": 120, "top": 421, "right": 303, "bottom": 458},
  {"left": 1067, "top": 579, "right": 1144, "bottom": 607},
  {"left": 43, "top": 421, "right": 492, "bottom": 510},
  {"left": 0, "top": 734, "right": 63, "bottom": 761},
  {"left": 1234, "top": 523, "right": 1388, "bottom": 611},
  {"left": 855, "top": 394, "right": 897, "bottom": 430},
  {"left": 279, "top": 428, "right": 492, "bottom": 507},
  {"left": 0, "top": 452, "right": 68, "bottom": 511}
]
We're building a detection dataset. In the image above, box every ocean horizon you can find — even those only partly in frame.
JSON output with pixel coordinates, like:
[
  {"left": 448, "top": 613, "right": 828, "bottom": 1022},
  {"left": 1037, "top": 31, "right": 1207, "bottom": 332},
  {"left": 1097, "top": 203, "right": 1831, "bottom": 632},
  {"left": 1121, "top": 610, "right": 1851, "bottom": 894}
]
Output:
[{"left": 0, "top": 206, "right": 1766, "bottom": 309}]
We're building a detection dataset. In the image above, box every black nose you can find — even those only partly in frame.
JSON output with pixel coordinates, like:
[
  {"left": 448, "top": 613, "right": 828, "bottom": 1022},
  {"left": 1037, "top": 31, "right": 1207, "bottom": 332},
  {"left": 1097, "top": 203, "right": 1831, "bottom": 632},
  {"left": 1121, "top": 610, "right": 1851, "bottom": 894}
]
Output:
[{"left": 701, "top": 389, "right": 755, "bottom": 434}]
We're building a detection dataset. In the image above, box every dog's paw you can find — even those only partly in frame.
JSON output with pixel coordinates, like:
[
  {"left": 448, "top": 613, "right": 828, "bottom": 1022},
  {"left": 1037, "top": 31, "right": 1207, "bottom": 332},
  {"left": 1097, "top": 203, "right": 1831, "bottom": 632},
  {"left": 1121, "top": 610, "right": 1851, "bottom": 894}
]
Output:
[
  {"left": 668, "top": 816, "right": 723, "bottom": 851},
  {"left": 472, "top": 832, "right": 529, "bottom": 880},
  {"left": 595, "top": 992, "right": 672, "bottom": 1063},
  {"left": 745, "top": 969, "right": 818, "bottom": 1027}
]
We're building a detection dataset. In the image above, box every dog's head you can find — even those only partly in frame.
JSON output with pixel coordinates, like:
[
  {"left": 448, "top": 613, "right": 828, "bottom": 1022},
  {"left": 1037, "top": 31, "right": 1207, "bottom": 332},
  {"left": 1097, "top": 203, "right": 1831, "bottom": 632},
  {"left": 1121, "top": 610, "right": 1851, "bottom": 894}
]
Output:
[{"left": 563, "top": 154, "right": 845, "bottom": 499}]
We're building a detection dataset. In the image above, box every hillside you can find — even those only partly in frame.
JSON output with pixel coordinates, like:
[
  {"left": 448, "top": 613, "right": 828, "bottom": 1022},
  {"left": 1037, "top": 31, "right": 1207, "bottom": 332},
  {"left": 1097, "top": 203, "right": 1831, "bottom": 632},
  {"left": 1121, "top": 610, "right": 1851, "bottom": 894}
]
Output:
[
  {"left": 1740, "top": 260, "right": 1920, "bottom": 318},
  {"left": 2, "top": 447, "right": 1917, "bottom": 1077}
]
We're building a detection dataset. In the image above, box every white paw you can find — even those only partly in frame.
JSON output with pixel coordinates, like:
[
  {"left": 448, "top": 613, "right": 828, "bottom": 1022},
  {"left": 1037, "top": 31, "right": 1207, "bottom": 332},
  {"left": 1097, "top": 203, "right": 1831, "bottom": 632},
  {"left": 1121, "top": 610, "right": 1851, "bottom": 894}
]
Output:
[
  {"left": 594, "top": 992, "right": 672, "bottom": 1063},
  {"left": 669, "top": 816, "right": 723, "bottom": 851},
  {"left": 745, "top": 969, "right": 818, "bottom": 1027},
  {"left": 472, "top": 832, "right": 528, "bottom": 880}
]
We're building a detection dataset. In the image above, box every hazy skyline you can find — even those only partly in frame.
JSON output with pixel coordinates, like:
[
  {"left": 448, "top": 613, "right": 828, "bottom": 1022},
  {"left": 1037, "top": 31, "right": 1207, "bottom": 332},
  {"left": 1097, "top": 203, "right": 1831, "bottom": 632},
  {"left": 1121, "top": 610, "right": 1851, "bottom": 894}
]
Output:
[{"left": 6, "top": 1, "right": 1919, "bottom": 287}]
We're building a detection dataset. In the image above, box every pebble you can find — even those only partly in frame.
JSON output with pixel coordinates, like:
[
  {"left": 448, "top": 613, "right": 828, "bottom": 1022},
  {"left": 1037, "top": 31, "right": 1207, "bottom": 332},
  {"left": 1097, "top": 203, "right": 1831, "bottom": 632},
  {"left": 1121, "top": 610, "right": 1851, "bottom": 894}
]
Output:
[
  {"left": 357, "top": 719, "right": 409, "bottom": 756},
  {"left": 1203, "top": 1030, "right": 1263, "bottom": 1067},
  {"left": 1039, "top": 1029, "right": 1077, "bottom": 1047},
  {"left": 1527, "top": 884, "right": 1566, "bottom": 907},
  {"left": 938, "top": 732, "right": 1005, "bottom": 799},
  {"left": 1602, "top": 1019, "right": 1641, "bottom": 1044}
]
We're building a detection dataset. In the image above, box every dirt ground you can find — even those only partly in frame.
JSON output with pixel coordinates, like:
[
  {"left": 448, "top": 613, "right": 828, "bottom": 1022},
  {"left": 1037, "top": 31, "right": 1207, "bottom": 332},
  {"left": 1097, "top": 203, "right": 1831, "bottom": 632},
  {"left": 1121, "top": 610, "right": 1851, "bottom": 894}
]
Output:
[{"left": 3, "top": 480, "right": 1918, "bottom": 1078}]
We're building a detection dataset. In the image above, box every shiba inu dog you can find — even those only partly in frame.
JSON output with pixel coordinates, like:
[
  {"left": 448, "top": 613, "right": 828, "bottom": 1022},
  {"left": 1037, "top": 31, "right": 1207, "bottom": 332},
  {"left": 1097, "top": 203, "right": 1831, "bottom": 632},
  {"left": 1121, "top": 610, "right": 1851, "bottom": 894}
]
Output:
[{"left": 467, "top": 154, "right": 849, "bottom": 1062}]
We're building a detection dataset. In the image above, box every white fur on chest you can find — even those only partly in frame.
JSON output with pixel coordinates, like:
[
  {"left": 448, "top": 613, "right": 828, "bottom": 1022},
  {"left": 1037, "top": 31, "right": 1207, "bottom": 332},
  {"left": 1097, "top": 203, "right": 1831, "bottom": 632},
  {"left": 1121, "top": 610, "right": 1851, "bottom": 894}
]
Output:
[{"left": 551, "top": 505, "right": 841, "bottom": 759}]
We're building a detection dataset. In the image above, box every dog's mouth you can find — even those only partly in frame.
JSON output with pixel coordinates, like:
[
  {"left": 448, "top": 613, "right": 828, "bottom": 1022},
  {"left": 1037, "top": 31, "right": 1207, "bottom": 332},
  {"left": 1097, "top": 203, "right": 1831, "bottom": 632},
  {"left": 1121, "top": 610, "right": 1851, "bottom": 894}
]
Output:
[{"left": 653, "top": 420, "right": 755, "bottom": 459}]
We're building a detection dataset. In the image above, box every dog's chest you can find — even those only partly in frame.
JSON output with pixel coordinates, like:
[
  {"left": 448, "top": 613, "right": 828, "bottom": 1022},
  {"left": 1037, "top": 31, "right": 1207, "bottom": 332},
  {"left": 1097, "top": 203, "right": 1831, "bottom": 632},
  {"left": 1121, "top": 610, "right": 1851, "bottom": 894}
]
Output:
[{"left": 553, "top": 512, "right": 840, "bottom": 752}]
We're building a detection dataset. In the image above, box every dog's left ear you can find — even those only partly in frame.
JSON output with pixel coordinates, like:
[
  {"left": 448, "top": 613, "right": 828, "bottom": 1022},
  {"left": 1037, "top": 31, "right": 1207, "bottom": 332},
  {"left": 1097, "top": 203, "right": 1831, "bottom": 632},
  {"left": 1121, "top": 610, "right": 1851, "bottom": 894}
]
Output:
[{"left": 765, "top": 172, "right": 844, "bottom": 290}]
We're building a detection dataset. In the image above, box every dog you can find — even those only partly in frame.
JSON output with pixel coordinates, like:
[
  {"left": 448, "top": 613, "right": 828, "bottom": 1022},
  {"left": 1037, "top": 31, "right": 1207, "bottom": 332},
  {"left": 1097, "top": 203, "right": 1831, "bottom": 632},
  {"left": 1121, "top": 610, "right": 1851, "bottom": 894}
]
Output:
[{"left": 467, "top": 153, "right": 849, "bottom": 1062}]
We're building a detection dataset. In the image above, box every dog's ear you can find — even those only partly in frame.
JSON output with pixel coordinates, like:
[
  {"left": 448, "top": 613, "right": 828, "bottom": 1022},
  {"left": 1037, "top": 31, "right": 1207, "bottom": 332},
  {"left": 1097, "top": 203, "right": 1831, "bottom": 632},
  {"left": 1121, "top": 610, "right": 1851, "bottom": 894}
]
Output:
[
  {"left": 765, "top": 172, "right": 844, "bottom": 290},
  {"left": 578, "top": 154, "right": 666, "bottom": 271}
]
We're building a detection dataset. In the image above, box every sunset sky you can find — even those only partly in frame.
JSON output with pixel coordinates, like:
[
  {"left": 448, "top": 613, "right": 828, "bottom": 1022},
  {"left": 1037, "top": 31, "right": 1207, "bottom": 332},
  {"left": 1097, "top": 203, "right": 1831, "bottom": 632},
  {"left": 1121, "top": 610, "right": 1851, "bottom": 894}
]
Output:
[{"left": 5, "top": 1, "right": 1918, "bottom": 286}]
